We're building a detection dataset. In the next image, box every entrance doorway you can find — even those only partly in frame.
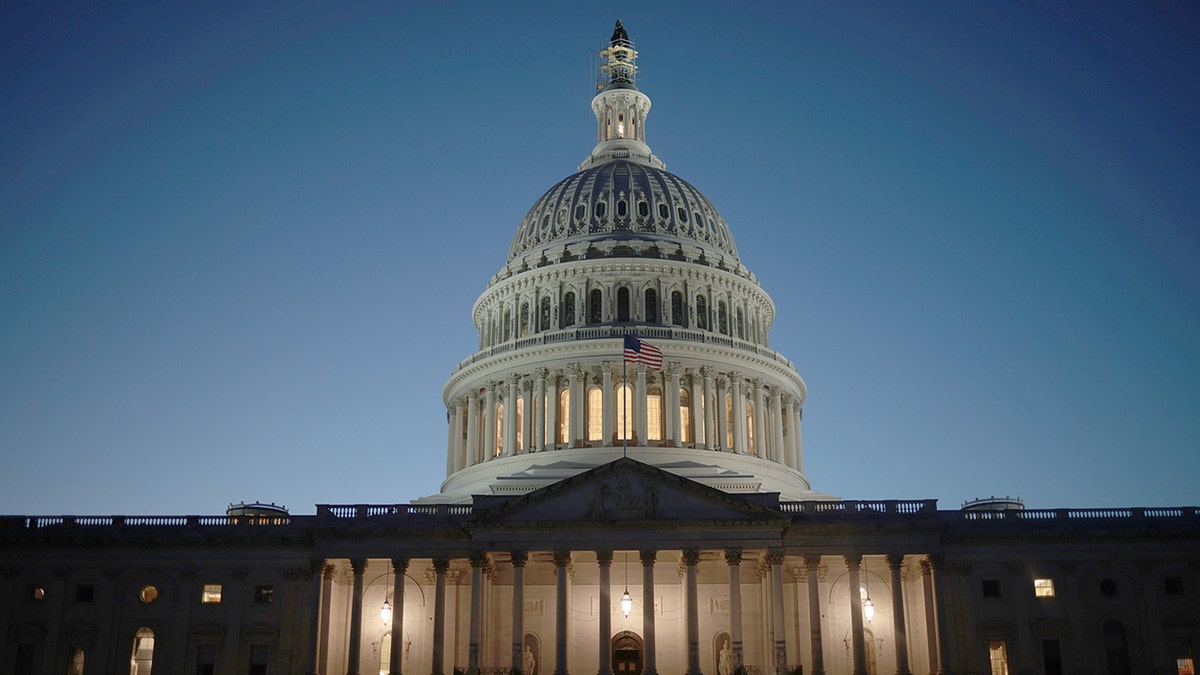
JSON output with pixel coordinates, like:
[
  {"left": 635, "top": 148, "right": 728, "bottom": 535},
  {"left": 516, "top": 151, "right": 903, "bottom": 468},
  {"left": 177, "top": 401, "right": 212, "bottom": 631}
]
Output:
[{"left": 612, "top": 631, "right": 643, "bottom": 674}]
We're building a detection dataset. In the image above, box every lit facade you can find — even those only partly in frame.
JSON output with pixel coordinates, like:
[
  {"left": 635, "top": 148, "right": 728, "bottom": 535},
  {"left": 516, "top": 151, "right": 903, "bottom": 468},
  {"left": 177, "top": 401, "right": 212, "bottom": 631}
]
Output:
[{"left": 2, "top": 21, "right": 1198, "bottom": 675}]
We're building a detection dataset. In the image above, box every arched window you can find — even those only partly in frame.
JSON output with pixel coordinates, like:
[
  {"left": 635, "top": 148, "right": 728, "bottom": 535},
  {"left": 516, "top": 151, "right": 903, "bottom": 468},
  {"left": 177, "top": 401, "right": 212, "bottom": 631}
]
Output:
[
  {"left": 679, "top": 388, "right": 692, "bottom": 444},
  {"left": 515, "top": 397, "right": 525, "bottom": 451},
  {"left": 495, "top": 403, "right": 504, "bottom": 456},
  {"left": 725, "top": 394, "right": 734, "bottom": 448},
  {"left": 696, "top": 296, "right": 708, "bottom": 330},
  {"left": 645, "top": 289, "right": 659, "bottom": 323},
  {"left": 595, "top": 200, "right": 607, "bottom": 218},
  {"left": 519, "top": 302, "right": 530, "bottom": 337},
  {"left": 617, "top": 199, "right": 628, "bottom": 217},
  {"left": 129, "top": 627, "right": 155, "bottom": 675},
  {"left": 718, "top": 301, "right": 728, "bottom": 335},
  {"left": 380, "top": 633, "right": 393, "bottom": 675},
  {"left": 588, "top": 289, "right": 603, "bottom": 325},
  {"left": 671, "top": 291, "right": 685, "bottom": 326},
  {"left": 616, "top": 383, "right": 633, "bottom": 440},
  {"left": 647, "top": 387, "right": 663, "bottom": 441},
  {"left": 658, "top": 202, "right": 670, "bottom": 220},
  {"left": 735, "top": 308, "right": 745, "bottom": 339},
  {"left": 503, "top": 309, "right": 512, "bottom": 342},
  {"left": 745, "top": 401, "right": 755, "bottom": 455},
  {"left": 562, "top": 292, "right": 576, "bottom": 328},
  {"left": 1103, "top": 620, "right": 1131, "bottom": 675},
  {"left": 539, "top": 297, "right": 551, "bottom": 332},
  {"left": 638, "top": 200, "right": 649, "bottom": 218},
  {"left": 587, "top": 386, "right": 603, "bottom": 442},
  {"left": 617, "top": 287, "right": 631, "bottom": 322},
  {"left": 558, "top": 388, "right": 570, "bottom": 444}
]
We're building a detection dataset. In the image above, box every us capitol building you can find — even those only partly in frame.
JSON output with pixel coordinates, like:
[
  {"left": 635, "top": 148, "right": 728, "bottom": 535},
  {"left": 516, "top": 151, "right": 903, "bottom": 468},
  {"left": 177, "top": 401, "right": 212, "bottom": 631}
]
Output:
[{"left": 3, "top": 22, "right": 1198, "bottom": 675}]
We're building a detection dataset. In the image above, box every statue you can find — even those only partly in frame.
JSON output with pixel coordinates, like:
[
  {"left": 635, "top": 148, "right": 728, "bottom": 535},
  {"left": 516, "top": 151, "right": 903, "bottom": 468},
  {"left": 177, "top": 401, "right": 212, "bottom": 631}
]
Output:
[
  {"left": 718, "top": 638, "right": 732, "bottom": 675},
  {"left": 523, "top": 644, "right": 536, "bottom": 675}
]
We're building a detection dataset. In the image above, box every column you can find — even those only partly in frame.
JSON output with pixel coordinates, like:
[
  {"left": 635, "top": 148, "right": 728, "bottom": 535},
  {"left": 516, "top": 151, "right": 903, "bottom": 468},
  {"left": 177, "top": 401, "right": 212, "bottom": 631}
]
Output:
[
  {"left": 887, "top": 555, "right": 912, "bottom": 675},
  {"left": 455, "top": 398, "right": 467, "bottom": 469},
  {"left": 390, "top": 559, "right": 409, "bottom": 675},
  {"left": 688, "top": 372, "right": 704, "bottom": 447},
  {"left": 803, "top": 555, "right": 825, "bottom": 675},
  {"left": 569, "top": 364, "right": 584, "bottom": 447},
  {"left": 662, "top": 364, "right": 677, "bottom": 444},
  {"left": 433, "top": 559, "right": 450, "bottom": 675},
  {"left": 683, "top": 550, "right": 701, "bottom": 675},
  {"left": 635, "top": 363, "right": 648, "bottom": 445},
  {"left": 467, "top": 393, "right": 481, "bottom": 466},
  {"left": 512, "top": 551, "right": 528, "bottom": 673},
  {"left": 522, "top": 379, "right": 534, "bottom": 452},
  {"left": 447, "top": 404, "right": 459, "bottom": 474},
  {"left": 702, "top": 367, "right": 716, "bottom": 450},
  {"left": 469, "top": 554, "right": 487, "bottom": 675},
  {"left": 783, "top": 397, "right": 797, "bottom": 469},
  {"left": 603, "top": 361, "right": 615, "bottom": 444},
  {"left": 307, "top": 560, "right": 326, "bottom": 675},
  {"left": 484, "top": 383, "right": 498, "bottom": 459},
  {"left": 752, "top": 379, "right": 767, "bottom": 457},
  {"left": 597, "top": 551, "right": 614, "bottom": 675},
  {"left": 554, "top": 552, "right": 571, "bottom": 675},
  {"left": 641, "top": 550, "right": 658, "bottom": 675},
  {"left": 770, "top": 389, "right": 784, "bottom": 463},
  {"left": 919, "top": 559, "right": 939, "bottom": 675},
  {"left": 731, "top": 374, "right": 746, "bottom": 454},
  {"left": 348, "top": 559, "right": 366, "bottom": 675},
  {"left": 715, "top": 377, "right": 729, "bottom": 451},
  {"left": 505, "top": 374, "right": 519, "bottom": 456},
  {"left": 534, "top": 369, "right": 547, "bottom": 452},
  {"left": 845, "top": 555, "right": 867, "bottom": 675},
  {"left": 793, "top": 407, "right": 804, "bottom": 472},
  {"left": 725, "top": 548, "right": 745, "bottom": 670},
  {"left": 546, "top": 371, "right": 559, "bottom": 450},
  {"left": 669, "top": 364, "right": 683, "bottom": 447},
  {"left": 767, "top": 549, "right": 788, "bottom": 671}
]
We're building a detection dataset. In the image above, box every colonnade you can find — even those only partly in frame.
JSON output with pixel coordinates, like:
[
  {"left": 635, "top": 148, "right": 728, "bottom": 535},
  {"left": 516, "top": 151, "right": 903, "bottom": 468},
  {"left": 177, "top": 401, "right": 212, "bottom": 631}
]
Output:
[
  {"left": 447, "top": 363, "right": 803, "bottom": 475},
  {"left": 308, "top": 551, "right": 945, "bottom": 675}
]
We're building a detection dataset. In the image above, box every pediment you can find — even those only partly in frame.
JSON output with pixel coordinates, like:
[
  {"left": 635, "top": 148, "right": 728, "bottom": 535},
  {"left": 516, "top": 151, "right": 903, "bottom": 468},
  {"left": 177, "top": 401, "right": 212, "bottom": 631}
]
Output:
[{"left": 469, "top": 458, "right": 784, "bottom": 525}]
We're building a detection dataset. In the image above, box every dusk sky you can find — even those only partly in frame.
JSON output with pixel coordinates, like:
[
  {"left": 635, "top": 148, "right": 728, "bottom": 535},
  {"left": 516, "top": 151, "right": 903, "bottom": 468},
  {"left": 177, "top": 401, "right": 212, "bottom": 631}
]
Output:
[{"left": 2, "top": 2, "right": 1197, "bottom": 516}]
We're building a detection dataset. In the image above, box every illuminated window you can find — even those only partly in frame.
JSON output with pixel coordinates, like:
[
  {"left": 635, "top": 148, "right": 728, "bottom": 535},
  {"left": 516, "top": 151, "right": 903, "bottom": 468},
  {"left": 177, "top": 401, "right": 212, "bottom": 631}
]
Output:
[
  {"left": 725, "top": 395, "right": 734, "bottom": 448},
  {"left": 745, "top": 401, "right": 755, "bottom": 455},
  {"left": 129, "top": 627, "right": 155, "bottom": 675},
  {"left": 139, "top": 585, "right": 158, "bottom": 603},
  {"left": 616, "top": 384, "right": 633, "bottom": 440},
  {"left": 379, "top": 632, "right": 393, "bottom": 675},
  {"left": 25, "top": 585, "right": 44, "bottom": 602},
  {"left": 679, "top": 389, "right": 692, "bottom": 443},
  {"left": 988, "top": 641, "right": 1009, "bottom": 675},
  {"left": 254, "top": 585, "right": 273, "bottom": 604},
  {"left": 68, "top": 646, "right": 86, "bottom": 675},
  {"left": 515, "top": 398, "right": 524, "bottom": 451},
  {"left": 557, "top": 389, "right": 570, "bottom": 444},
  {"left": 647, "top": 388, "right": 662, "bottom": 441},
  {"left": 202, "top": 584, "right": 222, "bottom": 603},
  {"left": 495, "top": 402, "right": 504, "bottom": 454},
  {"left": 587, "top": 386, "right": 603, "bottom": 442},
  {"left": 1034, "top": 578, "right": 1055, "bottom": 597}
]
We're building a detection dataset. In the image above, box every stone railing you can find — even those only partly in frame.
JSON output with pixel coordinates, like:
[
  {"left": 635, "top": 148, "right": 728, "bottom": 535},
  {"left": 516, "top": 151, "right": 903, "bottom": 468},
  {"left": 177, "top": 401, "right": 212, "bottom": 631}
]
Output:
[
  {"left": 958, "top": 506, "right": 1200, "bottom": 521},
  {"left": 778, "top": 499, "right": 938, "bottom": 515},
  {"left": 315, "top": 504, "right": 473, "bottom": 521},
  {"left": 7, "top": 514, "right": 292, "bottom": 529}
]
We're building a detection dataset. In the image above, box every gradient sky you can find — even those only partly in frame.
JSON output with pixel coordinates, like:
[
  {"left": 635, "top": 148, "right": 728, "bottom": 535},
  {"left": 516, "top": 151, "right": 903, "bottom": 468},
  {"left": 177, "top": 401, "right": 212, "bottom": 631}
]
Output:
[{"left": 2, "top": 2, "right": 1197, "bottom": 515}]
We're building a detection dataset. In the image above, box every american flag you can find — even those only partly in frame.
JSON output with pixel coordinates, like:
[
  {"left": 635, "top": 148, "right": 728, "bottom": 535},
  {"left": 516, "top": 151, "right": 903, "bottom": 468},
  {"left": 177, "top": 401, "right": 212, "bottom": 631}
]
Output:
[{"left": 623, "top": 335, "right": 663, "bottom": 370}]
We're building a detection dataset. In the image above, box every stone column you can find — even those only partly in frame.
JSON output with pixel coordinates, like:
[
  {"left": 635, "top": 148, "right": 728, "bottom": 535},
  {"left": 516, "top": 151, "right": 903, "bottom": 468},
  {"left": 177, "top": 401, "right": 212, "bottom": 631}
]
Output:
[
  {"left": 725, "top": 548, "right": 745, "bottom": 670},
  {"left": 731, "top": 374, "right": 746, "bottom": 454},
  {"left": 603, "top": 361, "right": 616, "bottom": 444},
  {"left": 348, "top": 559, "right": 366, "bottom": 675},
  {"left": 770, "top": 389, "right": 784, "bottom": 463},
  {"left": 432, "top": 559, "right": 450, "bottom": 675},
  {"left": 522, "top": 378, "right": 534, "bottom": 453},
  {"left": 918, "top": 559, "right": 939, "bottom": 675},
  {"left": 767, "top": 549, "right": 788, "bottom": 671},
  {"left": 534, "top": 369, "right": 547, "bottom": 452},
  {"left": 688, "top": 372, "right": 704, "bottom": 446},
  {"left": 783, "top": 397, "right": 797, "bottom": 469},
  {"left": 635, "top": 363, "right": 648, "bottom": 444},
  {"left": 307, "top": 559, "right": 326, "bottom": 675},
  {"left": 468, "top": 554, "right": 487, "bottom": 675},
  {"left": 887, "top": 555, "right": 912, "bottom": 675},
  {"left": 467, "top": 393, "right": 481, "bottom": 466},
  {"left": 669, "top": 364, "right": 683, "bottom": 447},
  {"left": 447, "top": 403, "right": 461, "bottom": 474},
  {"left": 715, "top": 376, "right": 729, "bottom": 451},
  {"left": 512, "top": 551, "right": 528, "bottom": 673},
  {"left": 546, "top": 372, "right": 559, "bottom": 450},
  {"left": 793, "top": 407, "right": 804, "bottom": 471},
  {"left": 484, "top": 383, "right": 498, "bottom": 459},
  {"left": 702, "top": 367, "right": 716, "bottom": 450},
  {"left": 803, "top": 555, "right": 824, "bottom": 675},
  {"left": 752, "top": 379, "right": 767, "bottom": 457},
  {"left": 569, "top": 364, "right": 584, "bottom": 447},
  {"left": 554, "top": 552, "right": 572, "bottom": 675},
  {"left": 390, "top": 559, "right": 409, "bottom": 675},
  {"left": 505, "top": 374, "right": 519, "bottom": 456},
  {"left": 845, "top": 555, "right": 867, "bottom": 675},
  {"left": 662, "top": 364, "right": 677, "bottom": 444},
  {"left": 641, "top": 550, "right": 658, "bottom": 675},
  {"left": 597, "top": 551, "right": 614, "bottom": 675},
  {"left": 683, "top": 550, "right": 702, "bottom": 675}
]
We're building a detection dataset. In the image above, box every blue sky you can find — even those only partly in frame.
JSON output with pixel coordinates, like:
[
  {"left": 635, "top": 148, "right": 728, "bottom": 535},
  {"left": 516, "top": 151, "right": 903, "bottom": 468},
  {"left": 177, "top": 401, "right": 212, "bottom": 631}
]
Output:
[{"left": 2, "top": 2, "right": 1197, "bottom": 515}]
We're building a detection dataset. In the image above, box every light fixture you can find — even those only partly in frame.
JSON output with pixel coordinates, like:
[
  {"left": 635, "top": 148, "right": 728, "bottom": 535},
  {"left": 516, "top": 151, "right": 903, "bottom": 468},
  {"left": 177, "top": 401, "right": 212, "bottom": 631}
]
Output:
[
  {"left": 380, "top": 564, "right": 393, "bottom": 625},
  {"left": 860, "top": 586, "right": 874, "bottom": 623},
  {"left": 620, "top": 552, "right": 633, "bottom": 617}
]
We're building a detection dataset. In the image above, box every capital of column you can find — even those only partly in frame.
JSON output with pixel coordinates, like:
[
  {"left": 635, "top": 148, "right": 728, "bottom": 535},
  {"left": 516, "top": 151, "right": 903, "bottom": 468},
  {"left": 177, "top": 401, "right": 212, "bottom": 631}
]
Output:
[
  {"left": 636, "top": 362, "right": 647, "bottom": 375},
  {"left": 640, "top": 549, "right": 657, "bottom": 566},
  {"left": 350, "top": 558, "right": 367, "bottom": 575},
  {"left": 511, "top": 550, "right": 529, "bottom": 568},
  {"left": 468, "top": 391, "right": 479, "bottom": 403},
  {"left": 919, "top": 554, "right": 942, "bottom": 575},
  {"left": 699, "top": 366, "right": 711, "bottom": 378},
  {"left": 567, "top": 363, "right": 582, "bottom": 379},
  {"left": 469, "top": 552, "right": 489, "bottom": 568},
  {"left": 682, "top": 549, "right": 701, "bottom": 566},
  {"left": 392, "top": 558, "right": 410, "bottom": 575},
  {"left": 724, "top": 548, "right": 743, "bottom": 566},
  {"left": 803, "top": 554, "right": 822, "bottom": 571},
  {"left": 553, "top": 551, "right": 572, "bottom": 567},
  {"left": 433, "top": 558, "right": 451, "bottom": 573},
  {"left": 596, "top": 550, "right": 614, "bottom": 567},
  {"left": 485, "top": 381, "right": 498, "bottom": 393},
  {"left": 537, "top": 368, "right": 548, "bottom": 383},
  {"left": 459, "top": 395, "right": 469, "bottom": 408},
  {"left": 765, "top": 548, "right": 785, "bottom": 566},
  {"left": 843, "top": 553, "right": 862, "bottom": 571},
  {"left": 508, "top": 373, "right": 521, "bottom": 385},
  {"left": 886, "top": 553, "right": 905, "bottom": 571},
  {"left": 309, "top": 558, "right": 326, "bottom": 577}
]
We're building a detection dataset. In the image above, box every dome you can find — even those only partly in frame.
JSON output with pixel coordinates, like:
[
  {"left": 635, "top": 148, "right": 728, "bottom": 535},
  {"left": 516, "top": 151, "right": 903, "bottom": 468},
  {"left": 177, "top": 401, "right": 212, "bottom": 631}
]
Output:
[{"left": 507, "top": 160, "right": 740, "bottom": 264}]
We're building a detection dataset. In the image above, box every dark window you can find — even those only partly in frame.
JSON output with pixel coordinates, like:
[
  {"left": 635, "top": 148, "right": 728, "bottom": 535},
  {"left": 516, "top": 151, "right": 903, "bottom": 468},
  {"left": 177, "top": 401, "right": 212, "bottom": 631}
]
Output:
[
  {"left": 1103, "top": 620, "right": 1131, "bottom": 675},
  {"left": 671, "top": 291, "right": 685, "bottom": 326},
  {"left": 644, "top": 289, "right": 658, "bottom": 323},
  {"left": 1042, "top": 639, "right": 1063, "bottom": 675},
  {"left": 15, "top": 643, "right": 35, "bottom": 675},
  {"left": 254, "top": 585, "right": 273, "bottom": 604},
  {"left": 74, "top": 584, "right": 94, "bottom": 603},
  {"left": 1100, "top": 578, "right": 1118, "bottom": 596},
  {"left": 519, "top": 302, "right": 530, "bottom": 336},
  {"left": 617, "top": 200, "right": 628, "bottom": 217},
  {"left": 595, "top": 201, "right": 607, "bottom": 218},
  {"left": 677, "top": 206, "right": 688, "bottom": 222},
  {"left": 539, "top": 297, "right": 551, "bottom": 332},
  {"left": 197, "top": 644, "right": 217, "bottom": 675},
  {"left": 588, "top": 289, "right": 603, "bottom": 325},
  {"left": 617, "top": 287, "right": 630, "bottom": 322},
  {"left": 981, "top": 579, "right": 1001, "bottom": 598},
  {"left": 658, "top": 203, "right": 669, "bottom": 219},
  {"left": 249, "top": 645, "right": 269, "bottom": 675},
  {"left": 638, "top": 201, "right": 649, "bottom": 217},
  {"left": 735, "top": 308, "right": 745, "bottom": 339},
  {"left": 575, "top": 204, "right": 586, "bottom": 220},
  {"left": 1166, "top": 576, "right": 1184, "bottom": 595},
  {"left": 562, "top": 293, "right": 576, "bottom": 328},
  {"left": 503, "top": 310, "right": 512, "bottom": 342},
  {"left": 696, "top": 296, "right": 708, "bottom": 330},
  {"left": 718, "top": 302, "right": 728, "bottom": 334}
]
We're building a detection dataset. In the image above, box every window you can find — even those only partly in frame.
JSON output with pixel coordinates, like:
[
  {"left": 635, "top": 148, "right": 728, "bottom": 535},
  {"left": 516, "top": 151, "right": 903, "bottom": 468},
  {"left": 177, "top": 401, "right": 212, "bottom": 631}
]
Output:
[
  {"left": 25, "top": 585, "right": 45, "bottom": 601},
  {"left": 644, "top": 289, "right": 658, "bottom": 323},
  {"left": 129, "top": 627, "right": 155, "bottom": 675},
  {"left": 248, "top": 645, "right": 268, "bottom": 675},
  {"left": 1166, "top": 576, "right": 1184, "bottom": 596},
  {"left": 495, "top": 402, "right": 504, "bottom": 455},
  {"left": 503, "top": 309, "right": 512, "bottom": 342},
  {"left": 1171, "top": 636, "right": 1194, "bottom": 675},
  {"left": 68, "top": 646, "right": 86, "bottom": 675},
  {"left": 379, "top": 632, "right": 393, "bottom": 675},
  {"left": 725, "top": 395, "right": 734, "bottom": 448},
  {"left": 588, "top": 289, "right": 603, "bottom": 325},
  {"left": 595, "top": 200, "right": 607, "bottom": 218},
  {"left": 1100, "top": 578, "right": 1118, "bottom": 596},
  {"left": 557, "top": 389, "right": 570, "bottom": 444},
  {"left": 201, "top": 584, "right": 222, "bottom": 603},
  {"left": 1034, "top": 578, "right": 1055, "bottom": 597},
  {"left": 519, "top": 302, "right": 530, "bottom": 336},
  {"left": 139, "top": 585, "right": 158, "bottom": 603},
  {"left": 988, "top": 640, "right": 1009, "bottom": 675},
  {"left": 254, "top": 585, "right": 274, "bottom": 604},
  {"left": 562, "top": 292, "right": 576, "bottom": 328},
  {"left": 539, "top": 297, "right": 551, "bottom": 332},
  {"left": 671, "top": 291, "right": 684, "bottom": 326},
  {"left": 982, "top": 579, "right": 1001, "bottom": 598},
  {"left": 617, "top": 287, "right": 630, "bottom": 322},
  {"left": 647, "top": 388, "right": 662, "bottom": 441},
  {"left": 1042, "top": 639, "right": 1063, "bottom": 675},
  {"left": 735, "top": 308, "right": 744, "bottom": 339},
  {"left": 616, "top": 199, "right": 628, "bottom": 217},
  {"left": 616, "top": 384, "right": 633, "bottom": 441},
  {"left": 658, "top": 202, "right": 669, "bottom": 220},
  {"left": 677, "top": 206, "right": 688, "bottom": 222},
  {"left": 679, "top": 389, "right": 692, "bottom": 444},
  {"left": 575, "top": 204, "right": 586, "bottom": 220},
  {"left": 75, "top": 584, "right": 94, "bottom": 603},
  {"left": 515, "top": 397, "right": 525, "bottom": 451},
  {"left": 196, "top": 644, "right": 217, "bottom": 675},
  {"left": 586, "top": 386, "right": 603, "bottom": 442},
  {"left": 745, "top": 401, "right": 755, "bottom": 455},
  {"left": 718, "top": 301, "right": 728, "bottom": 334},
  {"left": 696, "top": 296, "right": 708, "bottom": 330},
  {"left": 637, "top": 201, "right": 649, "bottom": 218}
]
